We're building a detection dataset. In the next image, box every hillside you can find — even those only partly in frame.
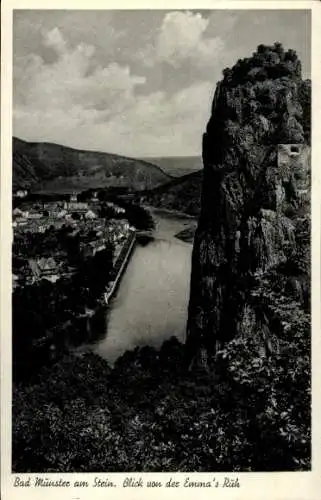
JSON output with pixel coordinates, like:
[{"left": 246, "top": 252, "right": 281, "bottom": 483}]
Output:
[
  {"left": 13, "top": 137, "right": 171, "bottom": 193},
  {"left": 140, "top": 156, "right": 203, "bottom": 177},
  {"left": 138, "top": 170, "right": 203, "bottom": 216}
]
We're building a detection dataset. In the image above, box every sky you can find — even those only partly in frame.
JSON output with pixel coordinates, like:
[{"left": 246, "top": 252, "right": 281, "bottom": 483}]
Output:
[{"left": 13, "top": 10, "right": 311, "bottom": 157}]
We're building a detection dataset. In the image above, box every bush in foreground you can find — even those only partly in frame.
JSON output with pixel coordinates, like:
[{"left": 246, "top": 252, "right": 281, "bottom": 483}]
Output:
[{"left": 12, "top": 329, "right": 310, "bottom": 472}]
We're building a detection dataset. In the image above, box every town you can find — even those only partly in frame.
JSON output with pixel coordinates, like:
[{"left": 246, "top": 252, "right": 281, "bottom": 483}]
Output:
[
  {"left": 12, "top": 188, "right": 152, "bottom": 380},
  {"left": 12, "top": 190, "right": 136, "bottom": 289}
]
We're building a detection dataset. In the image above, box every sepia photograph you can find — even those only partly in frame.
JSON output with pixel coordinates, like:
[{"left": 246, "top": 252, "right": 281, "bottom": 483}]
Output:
[{"left": 9, "top": 7, "right": 311, "bottom": 475}]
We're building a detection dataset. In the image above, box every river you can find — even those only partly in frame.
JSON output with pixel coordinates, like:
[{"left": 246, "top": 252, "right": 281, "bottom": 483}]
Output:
[{"left": 91, "top": 210, "right": 194, "bottom": 363}]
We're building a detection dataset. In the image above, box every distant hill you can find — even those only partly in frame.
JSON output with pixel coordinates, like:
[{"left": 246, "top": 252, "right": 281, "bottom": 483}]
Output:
[
  {"left": 138, "top": 170, "right": 203, "bottom": 216},
  {"left": 13, "top": 137, "right": 172, "bottom": 193},
  {"left": 140, "top": 156, "right": 202, "bottom": 178}
]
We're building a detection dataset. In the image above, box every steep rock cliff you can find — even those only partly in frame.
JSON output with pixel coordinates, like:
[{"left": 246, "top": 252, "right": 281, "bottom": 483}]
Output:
[{"left": 186, "top": 44, "right": 311, "bottom": 365}]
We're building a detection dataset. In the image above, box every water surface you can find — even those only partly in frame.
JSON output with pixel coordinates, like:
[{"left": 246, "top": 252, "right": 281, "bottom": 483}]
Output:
[{"left": 93, "top": 211, "right": 193, "bottom": 363}]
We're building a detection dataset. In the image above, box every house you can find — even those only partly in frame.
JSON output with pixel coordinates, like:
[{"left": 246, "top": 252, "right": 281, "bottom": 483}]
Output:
[
  {"left": 27, "top": 210, "right": 43, "bottom": 220},
  {"left": 114, "top": 206, "right": 126, "bottom": 215},
  {"left": 41, "top": 208, "right": 64, "bottom": 218},
  {"left": 14, "top": 217, "right": 28, "bottom": 227},
  {"left": 81, "top": 238, "right": 107, "bottom": 257},
  {"left": 63, "top": 192, "right": 89, "bottom": 212},
  {"left": 43, "top": 202, "right": 62, "bottom": 211},
  {"left": 277, "top": 144, "right": 309, "bottom": 168},
  {"left": 26, "top": 257, "right": 61, "bottom": 283},
  {"left": 91, "top": 240, "right": 106, "bottom": 255},
  {"left": 13, "top": 208, "right": 23, "bottom": 217},
  {"left": 63, "top": 201, "right": 89, "bottom": 212},
  {"left": 13, "top": 208, "right": 29, "bottom": 219},
  {"left": 38, "top": 257, "right": 60, "bottom": 282},
  {"left": 277, "top": 144, "right": 311, "bottom": 201}
]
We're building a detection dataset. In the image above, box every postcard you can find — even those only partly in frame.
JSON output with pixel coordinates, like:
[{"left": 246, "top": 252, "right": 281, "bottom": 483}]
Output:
[{"left": 1, "top": 1, "right": 320, "bottom": 499}]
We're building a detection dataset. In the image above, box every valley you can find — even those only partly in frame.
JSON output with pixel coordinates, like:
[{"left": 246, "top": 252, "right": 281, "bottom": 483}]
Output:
[{"left": 11, "top": 39, "right": 311, "bottom": 475}]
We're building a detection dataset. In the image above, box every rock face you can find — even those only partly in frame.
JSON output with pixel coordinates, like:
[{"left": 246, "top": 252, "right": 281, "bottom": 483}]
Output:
[{"left": 186, "top": 44, "right": 311, "bottom": 365}]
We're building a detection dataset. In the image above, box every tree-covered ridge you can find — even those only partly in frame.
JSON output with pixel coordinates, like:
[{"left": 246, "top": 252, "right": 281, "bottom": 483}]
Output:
[
  {"left": 13, "top": 137, "right": 172, "bottom": 192},
  {"left": 222, "top": 43, "right": 303, "bottom": 86}
]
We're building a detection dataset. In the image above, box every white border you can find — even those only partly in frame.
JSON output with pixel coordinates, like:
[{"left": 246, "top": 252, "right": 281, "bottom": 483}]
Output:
[{"left": 1, "top": 1, "right": 321, "bottom": 499}]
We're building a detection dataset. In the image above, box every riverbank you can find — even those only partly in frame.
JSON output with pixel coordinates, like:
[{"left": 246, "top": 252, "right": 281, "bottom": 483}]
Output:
[
  {"left": 90, "top": 210, "right": 193, "bottom": 363},
  {"left": 175, "top": 222, "right": 198, "bottom": 243},
  {"left": 146, "top": 206, "right": 197, "bottom": 243},
  {"left": 54, "top": 231, "right": 138, "bottom": 345},
  {"left": 103, "top": 230, "right": 136, "bottom": 305},
  {"left": 146, "top": 205, "right": 197, "bottom": 221}
]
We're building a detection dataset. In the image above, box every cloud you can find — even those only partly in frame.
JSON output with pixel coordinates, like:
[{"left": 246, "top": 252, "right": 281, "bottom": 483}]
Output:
[
  {"left": 138, "top": 11, "right": 223, "bottom": 68},
  {"left": 101, "top": 81, "right": 213, "bottom": 155},
  {"left": 13, "top": 11, "right": 122, "bottom": 64},
  {"left": 42, "top": 26, "right": 67, "bottom": 55},
  {"left": 14, "top": 28, "right": 213, "bottom": 157},
  {"left": 13, "top": 10, "right": 310, "bottom": 157},
  {"left": 14, "top": 27, "right": 147, "bottom": 128}
]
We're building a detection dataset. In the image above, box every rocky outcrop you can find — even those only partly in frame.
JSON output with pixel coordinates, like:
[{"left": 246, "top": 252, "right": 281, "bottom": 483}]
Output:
[{"left": 186, "top": 44, "right": 311, "bottom": 366}]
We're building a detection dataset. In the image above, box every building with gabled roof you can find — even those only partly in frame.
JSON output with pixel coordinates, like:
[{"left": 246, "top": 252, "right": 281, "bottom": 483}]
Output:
[{"left": 26, "top": 257, "right": 61, "bottom": 284}]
